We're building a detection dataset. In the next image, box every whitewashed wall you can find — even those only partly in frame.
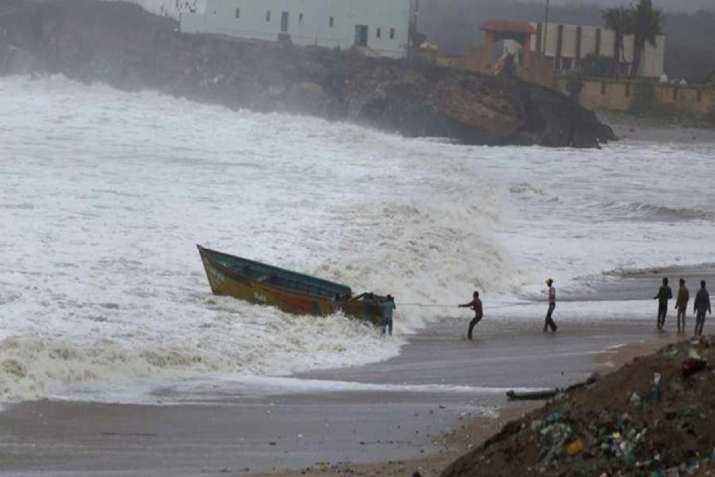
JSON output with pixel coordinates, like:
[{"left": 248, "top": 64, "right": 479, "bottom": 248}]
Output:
[{"left": 181, "top": 0, "right": 411, "bottom": 58}]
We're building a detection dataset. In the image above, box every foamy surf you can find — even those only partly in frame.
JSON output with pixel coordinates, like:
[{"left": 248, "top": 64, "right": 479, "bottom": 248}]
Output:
[{"left": 1, "top": 74, "right": 714, "bottom": 404}]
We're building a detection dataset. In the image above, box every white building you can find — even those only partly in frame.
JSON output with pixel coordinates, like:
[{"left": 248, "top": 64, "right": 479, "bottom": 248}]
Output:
[
  {"left": 180, "top": 0, "right": 414, "bottom": 59},
  {"left": 528, "top": 22, "right": 665, "bottom": 78}
]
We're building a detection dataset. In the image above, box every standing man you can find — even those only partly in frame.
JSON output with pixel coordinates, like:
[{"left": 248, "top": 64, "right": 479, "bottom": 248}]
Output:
[
  {"left": 675, "top": 278, "right": 690, "bottom": 334},
  {"left": 693, "top": 280, "right": 711, "bottom": 337},
  {"left": 544, "top": 278, "right": 558, "bottom": 333},
  {"left": 382, "top": 295, "right": 396, "bottom": 336},
  {"left": 460, "top": 291, "right": 483, "bottom": 340},
  {"left": 653, "top": 278, "right": 673, "bottom": 331}
]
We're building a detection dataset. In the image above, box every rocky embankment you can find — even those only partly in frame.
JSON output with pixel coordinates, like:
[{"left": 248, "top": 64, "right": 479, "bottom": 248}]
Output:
[{"left": 0, "top": 0, "right": 615, "bottom": 147}]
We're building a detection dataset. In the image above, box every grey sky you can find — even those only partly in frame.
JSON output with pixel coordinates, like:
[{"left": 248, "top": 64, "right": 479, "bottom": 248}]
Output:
[{"left": 537, "top": 0, "right": 714, "bottom": 13}]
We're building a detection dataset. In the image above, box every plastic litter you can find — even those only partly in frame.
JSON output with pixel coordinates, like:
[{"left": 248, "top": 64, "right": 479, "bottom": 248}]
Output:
[
  {"left": 566, "top": 438, "right": 584, "bottom": 456},
  {"left": 681, "top": 357, "right": 707, "bottom": 377},
  {"left": 544, "top": 412, "right": 562, "bottom": 424},
  {"left": 645, "top": 373, "right": 662, "bottom": 403}
]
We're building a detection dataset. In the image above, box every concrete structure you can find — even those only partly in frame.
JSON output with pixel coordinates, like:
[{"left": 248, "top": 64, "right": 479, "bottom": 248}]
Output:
[
  {"left": 180, "top": 0, "right": 414, "bottom": 59},
  {"left": 476, "top": 20, "right": 553, "bottom": 86},
  {"left": 556, "top": 77, "right": 715, "bottom": 117},
  {"left": 529, "top": 22, "right": 665, "bottom": 78}
]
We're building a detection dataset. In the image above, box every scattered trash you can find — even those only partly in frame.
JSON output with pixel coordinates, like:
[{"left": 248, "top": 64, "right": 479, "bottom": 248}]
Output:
[
  {"left": 629, "top": 392, "right": 642, "bottom": 407},
  {"left": 544, "top": 412, "right": 562, "bottom": 424},
  {"left": 450, "top": 339, "right": 715, "bottom": 475},
  {"left": 681, "top": 357, "right": 707, "bottom": 377},
  {"left": 645, "top": 373, "right": 662, "bottom": 403},
  {"left": 565, "top": 438, "right": 584, "bottom": 456}
]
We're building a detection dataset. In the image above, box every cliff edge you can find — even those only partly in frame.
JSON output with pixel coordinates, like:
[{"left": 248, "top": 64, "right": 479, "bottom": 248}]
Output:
[{"left": 0, "top": 0, "right": 616, "bottom": 147}]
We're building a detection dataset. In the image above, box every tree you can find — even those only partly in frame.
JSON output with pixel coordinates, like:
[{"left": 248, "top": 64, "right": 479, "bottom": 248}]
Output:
[
  {"left": 602, "top": 7, "right": 632, "bottom": 77},
  {"left": 629, "top": 0, "right": 664, "bottom": 78}
]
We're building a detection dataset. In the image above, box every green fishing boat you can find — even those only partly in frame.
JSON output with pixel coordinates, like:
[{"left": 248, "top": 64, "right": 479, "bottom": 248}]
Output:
[{"left": 197, "top": 245, "right": 388, "bottom": 326}]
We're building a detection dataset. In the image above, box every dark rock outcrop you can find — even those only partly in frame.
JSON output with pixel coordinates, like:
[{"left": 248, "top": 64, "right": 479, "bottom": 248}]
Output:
[{"left": 0, "top": 0, "right": 616, "bottom": 147}]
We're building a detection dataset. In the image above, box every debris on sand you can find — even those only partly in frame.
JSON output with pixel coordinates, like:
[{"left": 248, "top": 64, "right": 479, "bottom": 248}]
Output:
[{"left": 442, "top": 338, "right": 715, "bottom": 477}]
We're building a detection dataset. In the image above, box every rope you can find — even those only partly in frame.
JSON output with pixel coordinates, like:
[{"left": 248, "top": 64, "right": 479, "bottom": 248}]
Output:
[{"left": 396, "top": 302, "right": 526, "bottom": 310}]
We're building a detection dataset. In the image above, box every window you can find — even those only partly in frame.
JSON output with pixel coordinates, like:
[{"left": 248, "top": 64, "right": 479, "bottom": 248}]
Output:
[
  {"left": 329, "top": 16, "right": 334, "bottom": 28},
  {"left": 299, "top": 13, "right": 304, "bottom": 24},
  {"left": 266, "top": 10, "right": 271, "bottom": 22},
  {"left": 389, "top": 28, "right": 395, "bottom": 40},
  {"left": 234, "top": 8, "right": 240, "bottom": 19},
  {"left": 376, "top": 28, "right": 381, "bottom": 39}
]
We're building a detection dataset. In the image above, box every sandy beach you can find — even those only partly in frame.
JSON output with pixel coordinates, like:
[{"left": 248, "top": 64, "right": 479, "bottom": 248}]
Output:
[{"left": 0, "top": 313, "right": 684, "bottom": 477}]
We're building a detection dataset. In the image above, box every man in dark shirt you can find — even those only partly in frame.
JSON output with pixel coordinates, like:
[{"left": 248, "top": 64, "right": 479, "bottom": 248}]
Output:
[
  {"left": 543, "top": 278, "right": 558, "bottom": 333},
  {"left": 653, "top": 277, "right": 673, "bottom": 331},
  {"left": 675, "top": 278, "right": 690, "bottom": 334},
  {"left": 460, "top": 291, "right": 483, "bottom": 340},
  {"left": 694, "top": 280, "right": 711, "bottom": 337}
]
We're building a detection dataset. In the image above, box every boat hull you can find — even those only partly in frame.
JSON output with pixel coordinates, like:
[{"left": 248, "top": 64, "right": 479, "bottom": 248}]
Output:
[{"left": 197, "top": 245, "right": 386, "bottom": 326}]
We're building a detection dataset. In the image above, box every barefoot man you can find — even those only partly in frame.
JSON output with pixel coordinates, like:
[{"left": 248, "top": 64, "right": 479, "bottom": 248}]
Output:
[
  {"left": 544, "top": 278, "right": 558, "bottom": 333},
  {"left": 459, "top": 291, "right": 483, "bottom": 340},
  {"left": 675, "top": 278, "right": 689, "bottom": 334},
  {"left": 694, "top": 280, "right": 711, "bottom": 337},
  {"left": 653, "top": 277, "right": 673, "bottom": 331}
]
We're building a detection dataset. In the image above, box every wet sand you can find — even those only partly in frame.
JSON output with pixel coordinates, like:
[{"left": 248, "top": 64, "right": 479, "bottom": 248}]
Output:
[{"left": 0, "top": 314, "right": 683, "bottom": 477}]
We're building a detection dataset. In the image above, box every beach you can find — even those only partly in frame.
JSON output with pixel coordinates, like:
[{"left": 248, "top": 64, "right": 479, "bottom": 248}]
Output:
[
  {"left": 0, "top": 314, "right": 684, "bottom": 476},
  {"left": 1, "top": 75, "right": 714, "bottom": 476}
]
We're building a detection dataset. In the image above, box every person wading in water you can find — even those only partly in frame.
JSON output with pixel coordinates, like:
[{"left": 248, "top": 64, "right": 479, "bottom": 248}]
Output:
[
  {"left": 459, "top": 291, "right": 483, "bottom": 340},
  {"left": 653, "top": 277, "right": 673, "bottom": 331},
  {"left": 675, "top": 278, "right": 690, "bottom": 334},
  {"left": 544, "top": 278, "right": 558, "bottom": 333}
]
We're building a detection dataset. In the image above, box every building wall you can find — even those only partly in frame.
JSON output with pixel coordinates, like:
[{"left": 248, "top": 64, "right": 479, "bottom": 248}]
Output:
[
  {"left": 559, "top": 78, "right": 715, "bottom": 116},
  {"left": 180, "top": 0, "right": 411, "bottom": 58},
  {"left": 529, "top": 22, "right": 665, "bottom": 78}
]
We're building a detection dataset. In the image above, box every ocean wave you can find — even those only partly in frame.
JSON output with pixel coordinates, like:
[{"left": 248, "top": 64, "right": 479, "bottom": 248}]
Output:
[{"left": 601, "top": 201, "right": 715, "bottom": 222}]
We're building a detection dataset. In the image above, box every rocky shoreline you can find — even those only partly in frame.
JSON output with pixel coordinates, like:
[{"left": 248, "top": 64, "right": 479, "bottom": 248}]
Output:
[{"left": 0, "top": 0, "right": 615, "bottom": 148}]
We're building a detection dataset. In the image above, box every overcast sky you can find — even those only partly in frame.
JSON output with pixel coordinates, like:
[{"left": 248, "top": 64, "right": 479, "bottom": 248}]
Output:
[{"left": 531, "top": 0, "right": 713, "bottom": 13}]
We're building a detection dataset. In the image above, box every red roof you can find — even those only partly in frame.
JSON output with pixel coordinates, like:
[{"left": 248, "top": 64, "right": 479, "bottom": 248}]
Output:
[{"left": 481, "top": 20, "right": 536, "bottom": 34}]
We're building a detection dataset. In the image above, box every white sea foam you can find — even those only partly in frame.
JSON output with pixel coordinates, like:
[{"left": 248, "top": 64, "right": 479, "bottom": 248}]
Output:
[{"left": 1, "top": 75, "right": 714, "bottom": 403}]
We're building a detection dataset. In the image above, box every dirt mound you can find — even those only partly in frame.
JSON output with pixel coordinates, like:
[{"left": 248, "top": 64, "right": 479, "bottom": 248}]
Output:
[{"left": 442, "top": 337, "right": 715, "bottom": 477}]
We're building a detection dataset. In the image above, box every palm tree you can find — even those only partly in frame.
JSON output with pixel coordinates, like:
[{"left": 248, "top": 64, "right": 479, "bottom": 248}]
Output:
[
  {"left": 629, "top": 0, "right": 664, "bottom": 78},
  {"left": 602, "top": 7, "right": 632, "bottom": 77}
]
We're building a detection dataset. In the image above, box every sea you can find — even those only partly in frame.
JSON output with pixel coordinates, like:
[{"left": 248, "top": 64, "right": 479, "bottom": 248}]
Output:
[{"left": 1, "top": 75, "right": 714, "bottom": 404}]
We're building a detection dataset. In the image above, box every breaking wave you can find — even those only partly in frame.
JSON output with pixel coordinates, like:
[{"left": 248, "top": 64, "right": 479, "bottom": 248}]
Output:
[{"left": 0, "top": 75, "right": 516, "bottom": 402}]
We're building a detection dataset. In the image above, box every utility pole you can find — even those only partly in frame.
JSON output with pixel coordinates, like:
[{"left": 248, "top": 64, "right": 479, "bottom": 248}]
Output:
[{"left": 542, "top": 0, "right": 550, "bottom": 56}]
